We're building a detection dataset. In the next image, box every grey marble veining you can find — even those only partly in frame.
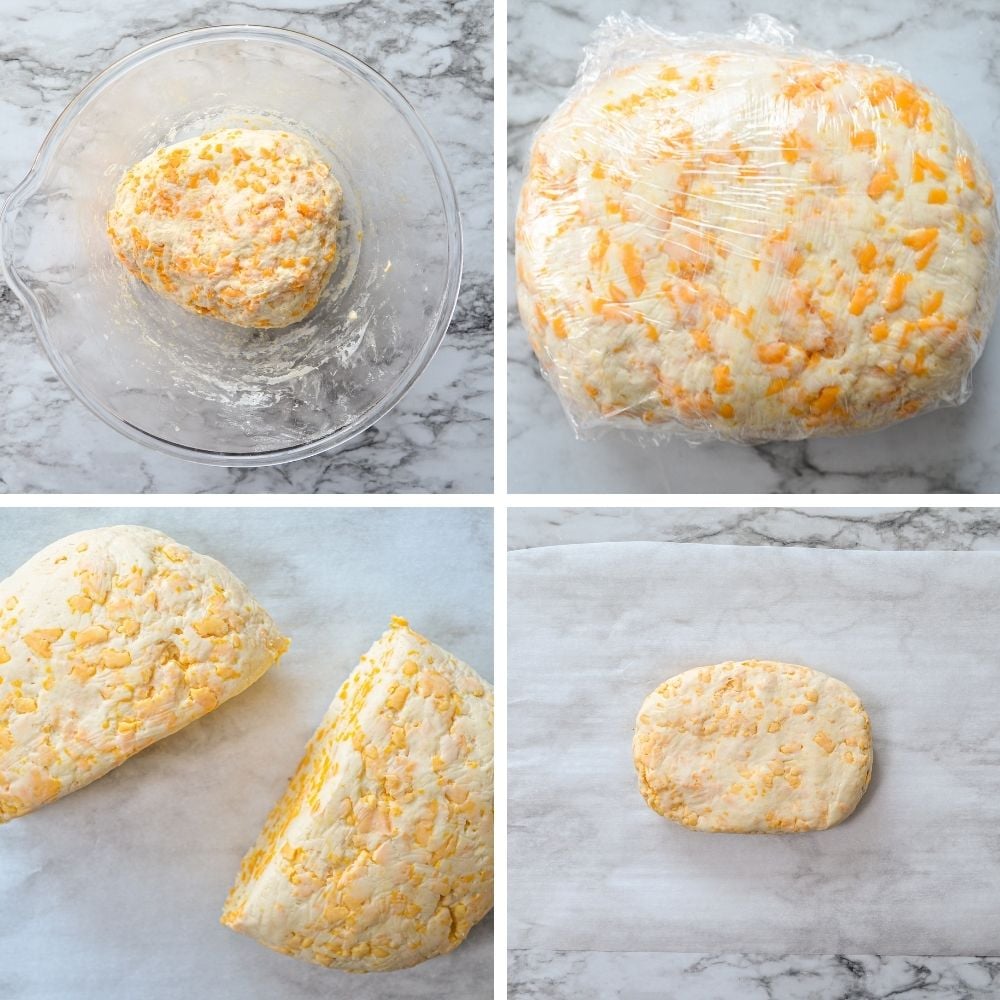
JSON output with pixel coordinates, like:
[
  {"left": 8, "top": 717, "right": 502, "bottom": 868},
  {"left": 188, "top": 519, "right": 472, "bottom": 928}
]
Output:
[
  {"left": 507, "top": 507, "right": 1000, "bottom": 999},
  {"left": 0, "top": 507, "right": 493, "bottom": 999},
  {"left": 507, "top": 506, "right": 1000, "bottom": 550},
  {"left": 0, "top": 0, "right": 492, "bottom": 493},
  {"left": 507, "top": 0, "right": 1000, "bottom": 493},
  {"left": 508, "top": 952, "right": 1000, "bottom": 999}
]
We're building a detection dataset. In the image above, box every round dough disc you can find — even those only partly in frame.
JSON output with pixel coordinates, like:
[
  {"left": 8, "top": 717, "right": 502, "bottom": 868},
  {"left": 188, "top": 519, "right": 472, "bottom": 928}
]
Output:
[
  {"left": 633, "top": 659, "right": 872, "bottom": 833},
  {"left": 517, "top": 51, "right": 1000, "bottom": 440}
]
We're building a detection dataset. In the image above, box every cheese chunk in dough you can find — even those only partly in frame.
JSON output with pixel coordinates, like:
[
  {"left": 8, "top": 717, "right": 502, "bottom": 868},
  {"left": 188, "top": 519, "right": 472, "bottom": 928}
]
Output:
[
  {"left": 633, "top": 660, "right": 872, "bottom": 833},
  {"left": 221, "top": 617, "right": 494, "bottom": 973},
  {"left": 517, "top": 50, "right": 1000, "bottom": 440},
  {"left": 0, "top": 526, "right": 289, "bottom": 823},
  {"left": 108, "top": 128, "right": 343, "bottom": 328}
]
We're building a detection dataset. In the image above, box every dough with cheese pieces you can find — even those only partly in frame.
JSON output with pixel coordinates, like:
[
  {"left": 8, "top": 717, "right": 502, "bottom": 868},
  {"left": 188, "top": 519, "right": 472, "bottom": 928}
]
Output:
[
  {"left": 517, "top": 47, "right": 999, "bottom": 440},
  {"left": 221, "top": 617, "right": 494, "bottom": 973},
  {"left": 633, "top": 659, "right": 872, "bottom": 833},
  {"left": 108, "top": 128, "right": 342, "bottom": 328},
  {"left": 0, "top": 525, "right": 289, "bottom": 823}
]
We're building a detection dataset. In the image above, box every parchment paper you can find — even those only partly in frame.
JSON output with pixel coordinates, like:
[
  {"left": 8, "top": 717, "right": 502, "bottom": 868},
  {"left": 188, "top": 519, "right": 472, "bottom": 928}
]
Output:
[
  {"left": 0, "top": 508, "right": 492, "bottom": 1000},
  {"left": 508, "top": 541, "right": 1000, "bottom": 956}
]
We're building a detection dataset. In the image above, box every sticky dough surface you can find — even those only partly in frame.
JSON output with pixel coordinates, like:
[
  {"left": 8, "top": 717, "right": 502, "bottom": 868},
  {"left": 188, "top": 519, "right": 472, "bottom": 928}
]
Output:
[
  {"left": 108, "top": 128, "right": 343, "bottom": 329},
  {"left": 517, "top": 52, "right": 1000, "bottom": 440},
  {"left": 0, "top": 525, "right": 289, "bottom": 823},
  {"left": 221, "top": 617, "right": 494, "bottom": 973},
  {"left": 633, "top": 660, "right": 872, "bottom": 833}
]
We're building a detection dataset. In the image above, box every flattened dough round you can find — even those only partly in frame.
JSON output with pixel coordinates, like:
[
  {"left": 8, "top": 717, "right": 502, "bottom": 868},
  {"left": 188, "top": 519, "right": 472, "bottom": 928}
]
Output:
[
  {"left": 108, "top": 128, "right": 343, "bottom": 328},
  {"left": 517, "top": 51, "right": 1000, "bottom": 440},
  {"left": 633, "top": 660, "right": 872, "bottom": 833}
]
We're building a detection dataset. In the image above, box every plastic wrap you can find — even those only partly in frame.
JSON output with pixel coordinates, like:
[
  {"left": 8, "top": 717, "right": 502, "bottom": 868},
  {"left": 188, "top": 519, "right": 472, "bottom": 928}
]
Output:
[{"left": 515, "top": 14, "right": 1000, "bottom": 443}]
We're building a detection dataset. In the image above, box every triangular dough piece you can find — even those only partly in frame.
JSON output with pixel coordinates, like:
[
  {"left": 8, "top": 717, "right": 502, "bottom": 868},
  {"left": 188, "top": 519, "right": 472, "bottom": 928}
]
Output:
[{"left": 221, "top": 618, "right": 494, "bottom": 972}]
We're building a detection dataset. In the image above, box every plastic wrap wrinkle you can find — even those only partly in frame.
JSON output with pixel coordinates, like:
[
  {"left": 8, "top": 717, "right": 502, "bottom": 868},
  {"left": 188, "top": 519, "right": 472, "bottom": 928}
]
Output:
[{"left": 515, "top": 14, "right": 1000, "bottom": 443}]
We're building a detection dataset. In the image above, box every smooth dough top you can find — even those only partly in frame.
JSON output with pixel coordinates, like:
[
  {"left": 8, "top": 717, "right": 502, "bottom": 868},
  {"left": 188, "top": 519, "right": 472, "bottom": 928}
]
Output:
[
  {"left": 0, "top": 526, "right": 289, "bottom": 823},
  {"left": 221, "top": 617, "right": 494, "bottom": 973},
  {"left": 517, "top": 52, "right": 1000, "bottom": 440},
  {"left": 633, "top": 660, "right": 872, "bottom": 833},
  {"left": 108, "top": 128, "right": 343, "bottom": 328}
]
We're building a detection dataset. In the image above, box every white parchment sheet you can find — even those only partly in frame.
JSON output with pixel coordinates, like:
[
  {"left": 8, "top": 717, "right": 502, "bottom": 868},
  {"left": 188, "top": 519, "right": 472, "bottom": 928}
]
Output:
[
  {"left": 0, "top": 508, "right": 492, "bottom": 1000},
  {"left": 508, "top": 541, "right": 1000, "bottom": 956}
]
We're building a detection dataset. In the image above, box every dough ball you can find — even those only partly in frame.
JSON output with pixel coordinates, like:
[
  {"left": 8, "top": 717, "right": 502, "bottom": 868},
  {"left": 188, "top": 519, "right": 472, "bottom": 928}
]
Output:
[
  {"left": 108, "top": 128, "right": 343, "bottom": 328},
  {"left": 633, "top": 660, "right": 872, "bottom": 833},
  {"left": 517, "top": 52, "right": 1000, "bottom": 440}
]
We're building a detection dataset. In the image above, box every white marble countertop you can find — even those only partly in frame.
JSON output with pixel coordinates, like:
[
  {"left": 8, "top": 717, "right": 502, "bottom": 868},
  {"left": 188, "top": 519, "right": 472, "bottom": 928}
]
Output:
[
  {"left": 0, "top": 507, "right": 493, "bottom": 999},
  {"left": 507, "top": 506, "right": 1000, "bottom": 999},
  {"left": 507, "top": 0, "right": 1000, "bottom": 493},
  {"left": 0, "top": 0, "right": 492, "bottom": 493},
  {"left": 508, "top": 506, "right": 1000, "bottom": 550}
]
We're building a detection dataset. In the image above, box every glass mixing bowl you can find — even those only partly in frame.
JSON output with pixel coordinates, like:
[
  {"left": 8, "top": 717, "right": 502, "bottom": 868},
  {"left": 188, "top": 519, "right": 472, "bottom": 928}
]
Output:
[{"left": 1, "top": 25, "right": 462, "bottom": 466}]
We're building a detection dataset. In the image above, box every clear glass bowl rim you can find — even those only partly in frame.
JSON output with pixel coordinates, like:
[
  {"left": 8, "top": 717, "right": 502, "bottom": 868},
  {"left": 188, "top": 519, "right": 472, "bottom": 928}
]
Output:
[{"left": 0, "top": 23, "right": 464, "bottom": 468}]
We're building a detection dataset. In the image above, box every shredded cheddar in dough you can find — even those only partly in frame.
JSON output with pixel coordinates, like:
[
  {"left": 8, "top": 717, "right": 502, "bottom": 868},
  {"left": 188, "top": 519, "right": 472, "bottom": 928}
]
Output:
[
  {"left": 0, "top": 526, "right": 289, "bottom": 823},
  {"left": 634, "top": 660, "right": 872, "bottom": 833},
  {"left": 221, "top": 618, "right": 493, "bottom": 973},
  {"left": 516, "top": 47, "right": 999, "bottom": 441},
  {"left": 108, "top": 128, "right": 343, "bottom": 329}
]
